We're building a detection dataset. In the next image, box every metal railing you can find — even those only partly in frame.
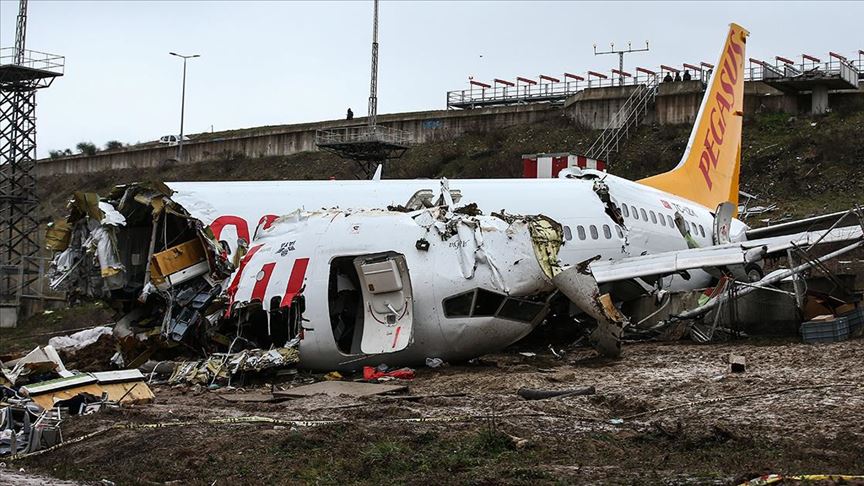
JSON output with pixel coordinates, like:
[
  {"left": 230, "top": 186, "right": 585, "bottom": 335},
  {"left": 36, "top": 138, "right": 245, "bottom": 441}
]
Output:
[
  {"left": 446, "top": 69, "right": 708, "bottom": 109},
  {"left": 744, "top": 58, "right": 861, "bottom": 85},
  {"left": 447, "top": 53, "right": 863, "bottom": 110},
  {"left": 0, "top": 47, "right": 65, "bottom": 75},
  {"left": 315, "top": 125, "right": 412, "bottom": 146},
  {"left": 585, "top": 75, "right": 660, "bottom": 164}
]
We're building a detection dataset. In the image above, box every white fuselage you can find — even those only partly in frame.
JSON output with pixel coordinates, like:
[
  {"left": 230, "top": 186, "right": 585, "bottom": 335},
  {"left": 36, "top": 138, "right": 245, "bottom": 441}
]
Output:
[
  {"left": 166, "top": 172, "right": 746, "bottom": 368},
  {"left": 168, "top": 171, "right": 740, "bottom": 278}
]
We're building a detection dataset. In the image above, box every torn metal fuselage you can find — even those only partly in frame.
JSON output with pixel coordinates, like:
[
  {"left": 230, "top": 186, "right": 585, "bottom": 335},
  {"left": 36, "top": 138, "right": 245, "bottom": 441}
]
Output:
[
  {"left": 224, "top": 205, "right": 564, "bottom": 371},
  {"left": 47, "top": 184, "right": 233, "bottom": 351}
]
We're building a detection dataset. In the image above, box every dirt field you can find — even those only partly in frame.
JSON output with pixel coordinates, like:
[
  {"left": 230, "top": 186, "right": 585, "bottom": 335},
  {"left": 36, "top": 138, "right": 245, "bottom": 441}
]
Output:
[{"left": 8, "top": 337, "right": 864, "bottom": 485}]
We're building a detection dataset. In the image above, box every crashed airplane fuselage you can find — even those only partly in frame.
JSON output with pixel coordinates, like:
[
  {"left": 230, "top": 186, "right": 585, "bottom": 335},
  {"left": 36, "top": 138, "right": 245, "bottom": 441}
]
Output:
[{"left": 225, "top": 205, "right": 563, "bottom": 370}]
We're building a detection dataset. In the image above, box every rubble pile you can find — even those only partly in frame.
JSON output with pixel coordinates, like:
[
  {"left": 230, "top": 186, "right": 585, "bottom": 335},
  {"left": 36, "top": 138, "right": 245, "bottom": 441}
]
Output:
[
  {"left": 46, "top": 184, "right": 248, "bottom": 367},
  {"left": 0, "top": 344, "right": 154, "bottom": 457}
]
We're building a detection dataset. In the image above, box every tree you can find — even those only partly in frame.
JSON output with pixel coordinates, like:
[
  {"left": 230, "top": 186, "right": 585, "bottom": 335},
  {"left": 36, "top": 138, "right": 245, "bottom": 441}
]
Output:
[
  {"left": 76, "top": 142, "right": 97, "bottom": 156},
  {"left": 104, "top": 140, "right": 124, "bottom": 151},
  {"left": 48, "top": 150, "right": 64, "bottom": 159}
]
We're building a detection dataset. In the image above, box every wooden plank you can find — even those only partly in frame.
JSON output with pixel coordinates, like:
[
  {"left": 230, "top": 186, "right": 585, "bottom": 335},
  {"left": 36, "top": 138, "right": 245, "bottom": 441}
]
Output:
[{"left": 273, "top": 381, "right": 407, "bottom": 398}]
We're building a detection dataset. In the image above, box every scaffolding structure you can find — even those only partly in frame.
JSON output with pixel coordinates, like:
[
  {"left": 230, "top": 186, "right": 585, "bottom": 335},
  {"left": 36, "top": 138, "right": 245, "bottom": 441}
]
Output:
[
  {"left": 0, "top": 0, "right": 64, "bottom": 323},
  {"left": 315, "top": 0, "right": 410, "bottom": 177}
]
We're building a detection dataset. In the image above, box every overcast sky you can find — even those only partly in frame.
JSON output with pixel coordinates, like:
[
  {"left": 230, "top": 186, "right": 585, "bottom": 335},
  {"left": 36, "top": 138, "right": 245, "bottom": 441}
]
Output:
[{"left": 1, "top": 0, "right": 862, "bottom": 157}]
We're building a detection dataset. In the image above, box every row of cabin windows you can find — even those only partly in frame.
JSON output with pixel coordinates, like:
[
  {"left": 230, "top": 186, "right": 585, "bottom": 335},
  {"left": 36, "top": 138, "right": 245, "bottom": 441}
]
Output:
[
  {"left": 561, "top": 206, "right": 707, "bottom": 242},
  {"left": 563, "top": 223, "right": 624, "bottom": 241},
  {"left": 620, "top": 204, "right": 706, "bottom": 238}
]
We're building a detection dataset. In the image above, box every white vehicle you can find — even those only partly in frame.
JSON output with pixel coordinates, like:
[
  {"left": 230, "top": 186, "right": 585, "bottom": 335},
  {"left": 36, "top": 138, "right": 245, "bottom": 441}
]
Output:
[{"left": 158, "top": 134, "right": 190, "bottom": 146}]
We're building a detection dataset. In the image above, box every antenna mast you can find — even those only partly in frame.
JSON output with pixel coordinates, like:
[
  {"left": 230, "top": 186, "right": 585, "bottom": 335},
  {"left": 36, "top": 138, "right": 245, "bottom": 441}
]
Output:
[
  {"left": 368, "top": 0, "right": 379, "bottom": 127},
  {"left": 594, "top": 41, "right": 650, "bottom": 85},
  {"left": 14, "top": 0, "right": 28, "bottom": 63}
]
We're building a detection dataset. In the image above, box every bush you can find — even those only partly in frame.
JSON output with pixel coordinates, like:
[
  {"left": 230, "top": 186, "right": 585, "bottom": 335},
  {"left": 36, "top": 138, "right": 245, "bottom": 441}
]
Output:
[
  {"left": 104, "top": 140, "right": 124, "bottom": 151},
  {"left": 48, "top": 148, "right": 74, "bottom": 158},
  {"left": 76, "top": 142, "right": 97, "bottom": 156}
]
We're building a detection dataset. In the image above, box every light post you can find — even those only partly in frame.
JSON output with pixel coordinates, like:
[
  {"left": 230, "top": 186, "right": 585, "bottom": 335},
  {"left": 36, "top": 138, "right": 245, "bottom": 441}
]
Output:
[{"left": 169, "top": 52, "right": 199, "bottom": 161}]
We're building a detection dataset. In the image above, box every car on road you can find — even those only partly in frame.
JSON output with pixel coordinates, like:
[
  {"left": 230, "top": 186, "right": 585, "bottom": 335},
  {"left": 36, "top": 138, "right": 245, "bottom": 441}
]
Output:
[{"left": 158, "top": 135, "right": 191, "bottom": 146}]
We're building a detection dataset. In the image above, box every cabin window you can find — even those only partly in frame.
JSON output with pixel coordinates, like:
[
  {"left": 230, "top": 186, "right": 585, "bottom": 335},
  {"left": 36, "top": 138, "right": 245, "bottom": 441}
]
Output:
[
  {"left": 603, "top": 225, "right": 612, "bottom": 239},
  {"left": 699, "top": 225, "right": 706, "bottom": 237},
  {"left": 649, "top": 211, "right": 657, "bottom": 224},
  {"left": 640, "top": 208, "right": 648, "bottom": 221},
  {"left": 443, "top": 288, "right": 547, "bottom": 324},
  {"left": 659, "top": 214, "right": 667, "bottom": 227},
  {"left": 691, "top": 222, "right": 698, "bottom": 234},
  {"left": 621, "top": 205, "right": 630, "bottom": 218},
  {"left": 667, "top": 215, "right": 674, "bottom": 227},
  {"left": 563, "top": 226, "right": 573, "bottom": 241},
  {"left": 498, "top": 298, "right": 546, "bottom": 324},
  {"left": 631, "top": 206, "right": 639, "bottom": 220},
  {"left": 615, "top": 226, "right": 624, "bottom": 238},
  {"left": 443, "top": 291, "right": 474, "bottom": 318},
  {"left": 589, "top": 225, "right": 599, "bottom": 240},
  {"left": 577, "top": 226, "right": 586, "bottom": 240},
  {"left": 473, "top": 289, "right": 506, "bottom": 317}
]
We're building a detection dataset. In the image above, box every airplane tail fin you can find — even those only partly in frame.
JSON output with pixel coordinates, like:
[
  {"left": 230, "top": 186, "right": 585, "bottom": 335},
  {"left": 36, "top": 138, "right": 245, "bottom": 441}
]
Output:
[{"left": 639, "top": 23, "right": 749, "bottom": 212}]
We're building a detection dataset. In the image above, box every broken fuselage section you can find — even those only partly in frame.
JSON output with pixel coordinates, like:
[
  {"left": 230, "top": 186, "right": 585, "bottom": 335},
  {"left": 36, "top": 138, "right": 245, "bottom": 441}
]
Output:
[
  {"left": 224, "top": 202, "right": 564, "bottom": 371},
  {"left": 48, "top": 184, "right": 234, "bottom": 356},
  {"left": 47, "top": 183, "right": 564, "bottom": 370}
]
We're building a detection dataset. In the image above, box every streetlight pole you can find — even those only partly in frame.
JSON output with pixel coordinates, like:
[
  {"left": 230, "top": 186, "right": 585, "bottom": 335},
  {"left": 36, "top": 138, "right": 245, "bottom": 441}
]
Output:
[{"left": 169, "top": 52, "right": 199, "bottom": 161}]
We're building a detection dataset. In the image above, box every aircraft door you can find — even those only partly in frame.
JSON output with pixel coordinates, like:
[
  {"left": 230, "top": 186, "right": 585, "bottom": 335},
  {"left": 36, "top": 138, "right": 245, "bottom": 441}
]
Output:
[
  {"left": 353, "top": 253, "right": 413, "bottom": 354},
  {"left": 713, "top": 202, "right": 735, "bottom": 245}
]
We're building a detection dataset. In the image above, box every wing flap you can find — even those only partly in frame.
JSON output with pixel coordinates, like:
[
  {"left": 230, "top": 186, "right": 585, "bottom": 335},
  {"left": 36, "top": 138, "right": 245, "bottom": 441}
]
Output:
[{"left": 589, "top": 225, "right": 862, "bottom": 284}]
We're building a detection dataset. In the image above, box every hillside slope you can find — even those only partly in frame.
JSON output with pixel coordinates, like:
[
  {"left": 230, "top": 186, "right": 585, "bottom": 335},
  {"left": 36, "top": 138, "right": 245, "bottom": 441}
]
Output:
[{"left": 37, "top": 110, "right": 863, "bottom": 222}]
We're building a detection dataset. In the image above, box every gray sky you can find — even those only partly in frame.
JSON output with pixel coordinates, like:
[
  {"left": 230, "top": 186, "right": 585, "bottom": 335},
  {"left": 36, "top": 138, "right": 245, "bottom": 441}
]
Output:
[{"left": 1, "top": 0, "right": 862, "bottom": 157}]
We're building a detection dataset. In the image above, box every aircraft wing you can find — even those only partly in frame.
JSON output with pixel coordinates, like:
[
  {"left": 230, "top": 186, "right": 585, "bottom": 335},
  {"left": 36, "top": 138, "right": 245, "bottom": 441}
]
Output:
[{"left": 589, "top": 225, "right": 863, "bottom": 284}]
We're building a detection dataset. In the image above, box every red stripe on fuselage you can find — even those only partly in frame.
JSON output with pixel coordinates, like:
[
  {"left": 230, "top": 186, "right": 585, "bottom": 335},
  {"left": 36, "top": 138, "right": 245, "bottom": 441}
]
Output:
[{"left": 281, "top": 257, "right": 310, "bottom": 308}]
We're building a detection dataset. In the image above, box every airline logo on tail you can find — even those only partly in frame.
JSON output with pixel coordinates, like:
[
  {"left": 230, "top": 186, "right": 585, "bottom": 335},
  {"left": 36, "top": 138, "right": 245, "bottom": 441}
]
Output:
[
  {"left": 639, "top": 23, "right": 749, "bottom": 213},
  {"left": 698, "top": 27, "right": 746, "bottom": 190}
]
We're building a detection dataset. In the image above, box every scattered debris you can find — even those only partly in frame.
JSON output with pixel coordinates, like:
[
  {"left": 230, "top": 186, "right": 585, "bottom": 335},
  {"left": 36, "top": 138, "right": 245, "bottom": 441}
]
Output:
[
  {"left": 0, "top": 406, "right": 62, "bottom": 456},
  {"left": 47, "top": 326, "right": 112, "bottom": 354},
  {"left": 728, "top": 354, "right": 747, "bottom": 373},
  {"left": 362, "top": 366, "right": 415, "bottom": 381},
  {"left": 0, "top": 346, "right": 73, "bottom": 387},
  {"left": 800, "top": 315, "right": 850, "bottom": 344},
  {"left": 166, "top": 347, "right": 300, "bottom": 386},
  {"left": 425, "top": 357, "right": 445, "bottom": 368}
]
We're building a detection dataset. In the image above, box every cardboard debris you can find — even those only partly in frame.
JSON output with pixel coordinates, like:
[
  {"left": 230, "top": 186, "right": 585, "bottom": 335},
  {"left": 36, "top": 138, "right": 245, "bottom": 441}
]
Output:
[
  {"left": 274, "top": 381, "right": 407, "bottom": 398},
  {"left": 20, "top": 369, "right": 155, "bottom": 410}
]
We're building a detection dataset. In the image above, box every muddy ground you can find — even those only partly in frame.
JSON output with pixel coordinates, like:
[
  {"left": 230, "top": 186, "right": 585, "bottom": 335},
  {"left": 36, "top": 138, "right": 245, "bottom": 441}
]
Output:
[{"left": 6, "top": 338, "right": 863, "bottom": 485}]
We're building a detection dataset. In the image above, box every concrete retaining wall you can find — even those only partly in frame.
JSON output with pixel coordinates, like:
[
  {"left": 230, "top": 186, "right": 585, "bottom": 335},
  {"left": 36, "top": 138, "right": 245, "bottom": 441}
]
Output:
[{"left": 35, "top": 105, "right": 558, "bottom": 177}]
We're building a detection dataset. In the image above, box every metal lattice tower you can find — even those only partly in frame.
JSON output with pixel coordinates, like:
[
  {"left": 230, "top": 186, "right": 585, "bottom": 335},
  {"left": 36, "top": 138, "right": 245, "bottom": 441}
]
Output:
[{"left": 0, "top": 0, "right": 64, "bottom": 315}]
